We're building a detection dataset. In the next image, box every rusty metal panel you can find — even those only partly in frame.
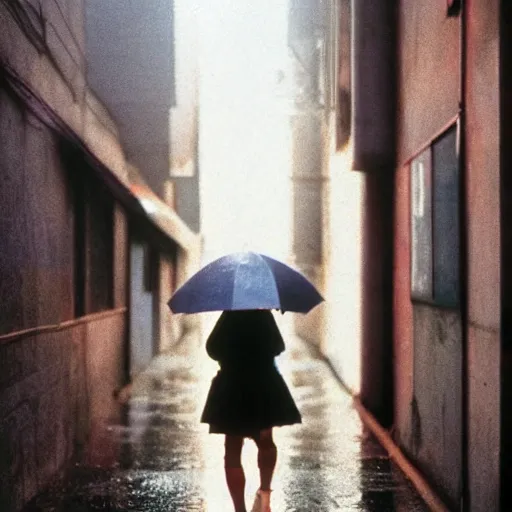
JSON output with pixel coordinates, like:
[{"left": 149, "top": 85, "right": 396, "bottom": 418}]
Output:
[
  {"left": 412, "top": 304, "right": 462, "bottom": 509},
  {"left": 398, "top": 0, "right": 460, "bottom": 164}
]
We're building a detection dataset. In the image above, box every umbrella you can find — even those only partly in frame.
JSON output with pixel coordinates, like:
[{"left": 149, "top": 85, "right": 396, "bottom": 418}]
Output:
[{"left": 168, "top": 251, "right": 324, "bottom": 314}]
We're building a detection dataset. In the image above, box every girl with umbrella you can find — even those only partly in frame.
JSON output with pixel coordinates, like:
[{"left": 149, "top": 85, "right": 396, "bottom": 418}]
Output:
[
  {"left": 168, "top": 252, "right": 323, "bottom": 512},
  {"left": 200, "top": 309, "right": 301, "bottom": 512}
]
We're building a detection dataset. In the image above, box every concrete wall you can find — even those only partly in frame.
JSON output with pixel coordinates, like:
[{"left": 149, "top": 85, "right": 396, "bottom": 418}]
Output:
[
  {"left": 0, "top": 90, "right": 74, "bottom": 334},
  {"left": 0, "top": 311, "right": 126, "bottom": 512},
  {"left": 0, "top": 67, "right": 130, "bottom": 511},
  {"left": 0, "top": 4, "right": 190, "bottom": 510},
  {"left": 411, "top": 306, "right": 463, "bottom": 501},
  {"left": 394, "top": 1, "right": 463, "bottom": 508},
  {"left": 465, "top": 1, "right": 501, "bottom": 510},
  {"left": 397, "top": 0, "right": 460, "bottom": 165}
]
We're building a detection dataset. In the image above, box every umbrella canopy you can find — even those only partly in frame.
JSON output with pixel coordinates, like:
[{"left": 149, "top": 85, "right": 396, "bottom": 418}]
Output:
[{"left": 168, "top": 251, "right": 324, "bottom": 314}]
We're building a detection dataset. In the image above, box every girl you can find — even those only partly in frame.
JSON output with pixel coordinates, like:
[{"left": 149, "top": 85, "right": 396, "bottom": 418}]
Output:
[{"left": 201, "top": 309, "right": 302, "bottom": 512}]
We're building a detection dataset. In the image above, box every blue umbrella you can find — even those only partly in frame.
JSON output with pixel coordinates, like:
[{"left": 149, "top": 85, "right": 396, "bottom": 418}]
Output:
[{"left": 168, "top": 251, "right": 324, "bottom": 314}]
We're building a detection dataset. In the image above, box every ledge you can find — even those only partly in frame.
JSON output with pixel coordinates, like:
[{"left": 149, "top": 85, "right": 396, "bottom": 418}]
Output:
[{"left": 0, "top": 308, "right": 127, "bottom": 345}]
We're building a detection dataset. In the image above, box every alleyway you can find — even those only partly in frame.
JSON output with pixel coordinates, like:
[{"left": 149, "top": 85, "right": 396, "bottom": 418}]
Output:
[{"left": 23, "top": 323, "right": 429, "bottom": 512}]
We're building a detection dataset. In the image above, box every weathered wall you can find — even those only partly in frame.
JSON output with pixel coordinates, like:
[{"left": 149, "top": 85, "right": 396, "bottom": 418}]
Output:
[
  {"left": 397, "top": 0, "right": 460, "bottom": 165},
  {"left": 411, "top": 306, "right": 463, "bottom": 502},
  {"left": 465, "top": 0, "right": 501, "bottom": 510},
  {"left": 0, "top": 89, "right": 74, "bottom": 335},
  {"left": 0, "top": 312, "right": 126, "bottom": 512},
  {"left": 0, "top": 5, "right": 198, "bottom": 509},
  {"left": 0, "top": 1, "right": 86, "bottom": 136},
  {"left": 501, "top": 2, "right": 512, "bottom": 508},
  {"left": 395, "top": 1, "right": 463, "bottom": 508},
  {"left": 0, "top": 78, "right": 129, "bottom": 512}
]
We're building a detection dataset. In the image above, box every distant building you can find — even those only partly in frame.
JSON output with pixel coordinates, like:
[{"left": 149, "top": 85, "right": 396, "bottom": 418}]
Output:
[
  {"left": 287, "top": 0, "right": 334, "bottom": 343},
  {"left": 86, "top": 0, "right": 201, "bottom": 233}
]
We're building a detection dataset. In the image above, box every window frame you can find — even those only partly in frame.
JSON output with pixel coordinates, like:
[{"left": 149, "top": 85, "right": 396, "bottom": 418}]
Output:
[{"left": 410, "top": 120, "right": 461, "bottom": 309}]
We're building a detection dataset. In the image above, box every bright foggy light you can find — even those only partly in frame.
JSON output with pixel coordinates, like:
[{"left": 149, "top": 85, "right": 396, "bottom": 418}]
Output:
[
  {"left": 323, "top": 145, "right": 363, "bottom": 394},
  {"left": 197, "top": 0, "right": 292, "bottom": 265}
]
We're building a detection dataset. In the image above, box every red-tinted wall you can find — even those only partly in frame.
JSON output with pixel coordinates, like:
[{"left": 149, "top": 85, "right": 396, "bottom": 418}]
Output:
[
  {"left": 465, "top": 0, "right": 501, "bottom": 510},
  {"left": 0, "top": 83, "right": 128, "bottom": 512},
  {"left": 393, "top": 164, "right": 413, "bottom": 448},
  {"left": 395, "top": 0, "right": 463, "bottom": 507}
]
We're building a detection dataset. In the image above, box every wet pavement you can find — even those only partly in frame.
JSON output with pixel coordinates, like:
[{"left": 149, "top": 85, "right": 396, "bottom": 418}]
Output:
[{"left": 24, "top": 323, "right": 430, "bottom": 511}]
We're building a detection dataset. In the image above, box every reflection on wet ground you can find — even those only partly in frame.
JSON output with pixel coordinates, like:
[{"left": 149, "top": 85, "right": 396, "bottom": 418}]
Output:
[{"left": 24, "top": 328, "right": 429, "bottom": 511}]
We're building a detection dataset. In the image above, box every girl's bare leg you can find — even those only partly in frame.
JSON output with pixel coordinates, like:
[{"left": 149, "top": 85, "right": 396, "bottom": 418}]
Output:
[
  {"left": 224, "top": 435, "right": 247, "bottom": 512},
  {"left": 253, "top": 428, "right": 277, "bottom": 491}
]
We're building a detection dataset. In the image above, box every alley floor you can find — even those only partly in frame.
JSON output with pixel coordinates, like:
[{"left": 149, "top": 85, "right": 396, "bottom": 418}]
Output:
[{"left": 24, "top": 324, "right": 430, "bottom": 512}]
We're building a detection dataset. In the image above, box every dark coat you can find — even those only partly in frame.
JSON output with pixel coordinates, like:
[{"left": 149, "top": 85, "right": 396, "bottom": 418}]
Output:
[{"left": 200, "top": 310, "right": 302, "bottom": 436}]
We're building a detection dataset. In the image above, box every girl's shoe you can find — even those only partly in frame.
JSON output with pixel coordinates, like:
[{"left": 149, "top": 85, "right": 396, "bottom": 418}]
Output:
[{"left": 251, "top": 489, "right": 271, "bottom": 512}]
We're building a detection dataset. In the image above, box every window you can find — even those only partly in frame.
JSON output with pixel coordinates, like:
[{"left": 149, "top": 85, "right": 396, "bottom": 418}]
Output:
[
  {"left": 411, "top": 124, "right": 460, "bottom": 308},
  {"left": 71, "top": 162, "right": 114, "bottom": 316},
  {"left": 86, "top": 176, "right": 114, "bottom": 313}
]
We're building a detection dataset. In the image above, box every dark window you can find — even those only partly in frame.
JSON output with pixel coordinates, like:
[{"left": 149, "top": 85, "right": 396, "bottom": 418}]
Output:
[
  {"left": 432, "top": 126, "right": 460, "bottom": 307},
  {"left": 411, "top": 124, "right": 460, "bottom": 307},
  {"left": 70, "top": 161, "right": 114, "bottom": 316},
  {"left": 143, "top": 243, "right": 157, "bottom": 293},
  {"left": 73, "top": 171, "right": 86, "bottom": 317},
  {"left": 86, "top": 176, "right": 114, "bottom": 313}
]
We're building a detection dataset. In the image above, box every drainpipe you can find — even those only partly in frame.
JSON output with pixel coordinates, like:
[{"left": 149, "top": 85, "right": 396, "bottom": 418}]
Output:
[{"left": 351, "top": 0, "right": 396, "bottom": 426}]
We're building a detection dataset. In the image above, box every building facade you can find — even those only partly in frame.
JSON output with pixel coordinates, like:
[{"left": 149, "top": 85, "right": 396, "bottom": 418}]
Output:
[
  {"left": 318, "top": 1, "right": 510, "bottom": 510},
  {"left": 86, "top": 0, "right": 201, "bottom": 233},
  {"left": 0, "top": 2, "right": 199, "bottom": 511}
]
